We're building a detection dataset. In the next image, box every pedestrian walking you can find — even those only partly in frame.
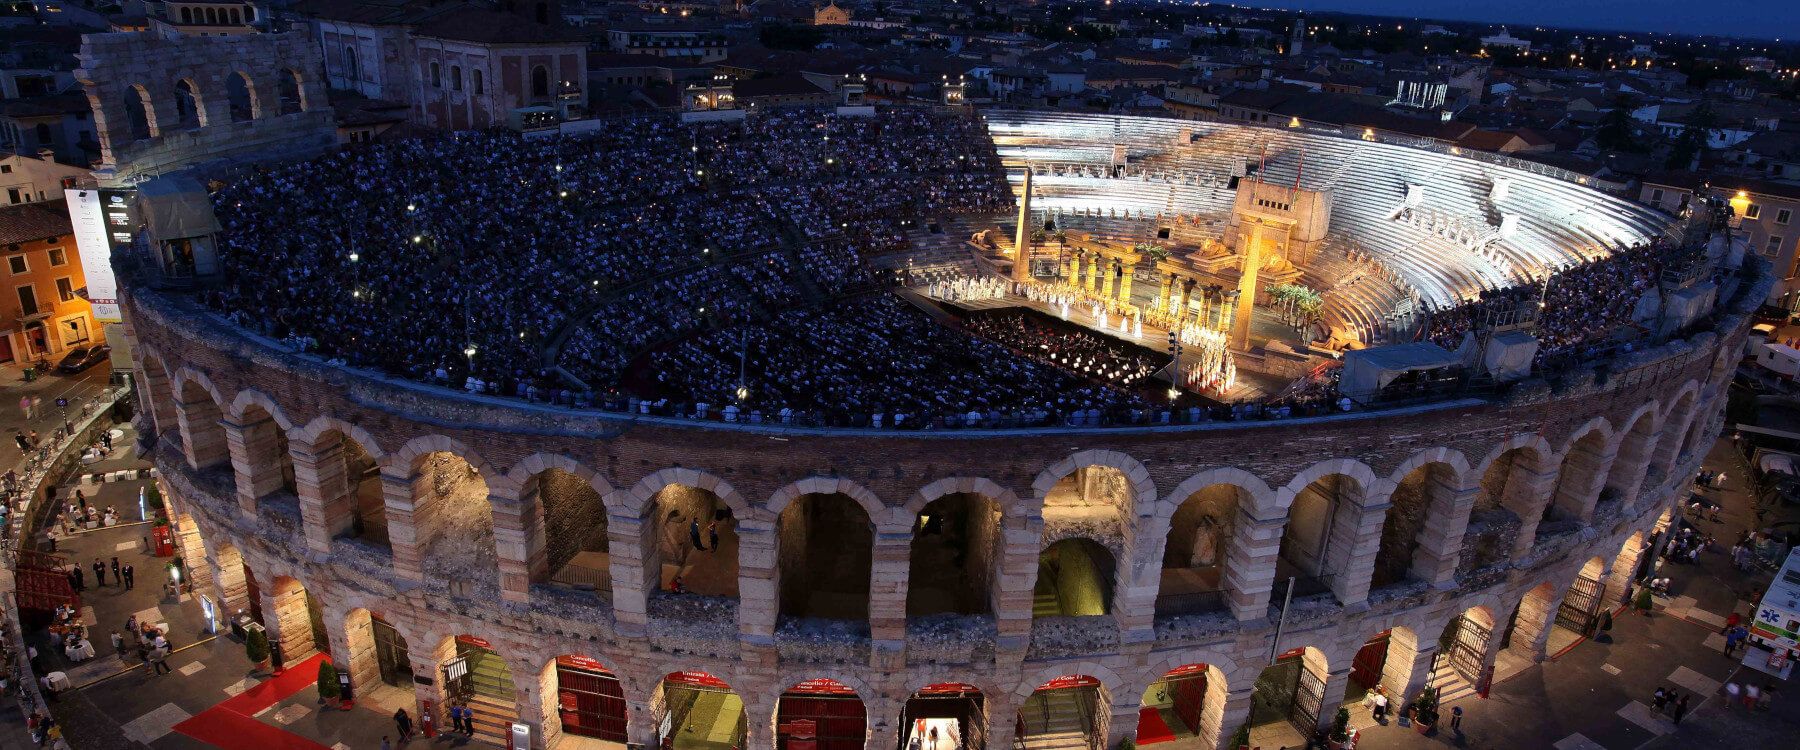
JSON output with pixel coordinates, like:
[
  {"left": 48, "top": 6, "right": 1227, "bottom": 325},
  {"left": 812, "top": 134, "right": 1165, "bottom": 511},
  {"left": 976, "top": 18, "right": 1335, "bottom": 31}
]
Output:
[
  {"left": 463, "top": 703, "right": 476, "bottom": 736},
  {"left": 707, "top": 521, "right": 720, "bottom": 552},
  {"left": 1450, "top": 706, "right": 1463, "bottom": 733},
  {"left": 110, "top": 557, "right": 120, "bottom": 582},
  {"left": 20, "top": 396, "right": 32, "bottom": 420},
  {"left": 689, "top": 518, "right": 705, "bottom": 550},
  {"left": 1371, "top": 689, "right": 1389, "bottom": 722},
  {"left": 92, "top": 558, "right": 106, "bottom": 586},
  {"left": 14, "top": 432, "right": 29, "bottom": 452},
  {"left": 1724, "top": 626, "right": 1744, "bottom": 656},
  {"left": 69, "top": 567, "right": 83, "bottom": 592},
  {"left": 393, "top": 708, "right": 412, "bottom": 739},
  {"left": 1725, "top": 681, "right": 1741, "bottom": 708},
  {"left": 1652, "top": 687, "right": 1668, "bottom": 712},
  {"left": 122, "top": 563, "right": 134, "bottom": 590},
  {"left": 1674, "top": 694, "right": 1690, "bottom": 724},
  {"left": 110, "top": 630, "right": 123, "bottom": 653},
  {"left": 1743, "top": 682, "right": 1760, "bottom": 709}
]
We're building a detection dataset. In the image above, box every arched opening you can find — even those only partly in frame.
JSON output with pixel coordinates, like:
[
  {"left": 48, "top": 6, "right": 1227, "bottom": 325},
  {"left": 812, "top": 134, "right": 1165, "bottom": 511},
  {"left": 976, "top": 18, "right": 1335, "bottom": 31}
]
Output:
[
  {"left": 277, "top": 69, "right": 303, "bottom": 114},
  {"left": 542, "top": 655, "right": 627, "bottom": 743},
  {"left": 529, "top": 468, "right": 609, "bottom": 599},
  {"left": 1604, "top": 412, "right": 1658, "bottom": 510},
  {"left": 907, "top": 492, "right": 1002, "bottom": 617},
  {"left": 1158, "top": 485, "right": 1245, "bottom": 617},
  {"left": 1137, "top": 664, "right": 1226, "bottom": 747},
  {"left": 137, "top": 354, "right": 175, "bottom": 443},
  {"left": 777, "top": 492, "right": 872, "bottom": 623},
  {"left": 212, "top": 541, "right": 256, "bottom": 624},
  {"left": 654, "top": 671, "right": 746, "bottom": 750},
  {"left": 1346, "top": 627, "right": 1418, "bottom": 726},
  {"left": 173, "top": 79, "right": 202, "bottom": 129},
  {"left": 228, "top": 7, "right": 240, "bottom": 23},
  {"left": 901, "top": 683, "right": 986, "bottom": 750},
  {"left": 1547, "top": 557, "right": 1609, "bottom": 653},
  {"left": 430, "top": 62, "right": 441, "bottom": 88},
  {"left": 1654, "top": 391, "right": 1697, "bottom": 476},
  {"left": 1274, "top": 475, "right": 1360, "bottom": 603},
  {"left": 438, "top": 635, "right": 517, "bottom": 744},
  {"left": 1248, "top": 647, "right": 1328, "bottom": 747},
  {"left": 1033, "top": 538, "right": 1115, "bottom": 617},
  {"left": 180, "top": 7, "right": 191, "bottom": 22},
  {"left": 204, "top": 7, "right": 217, "bottom": 24},
  {"left": 644, "top": 483, "right": 739, "bottom": 602},
  {"left": 1608, "top": 531, "right": 1650, "bottom": 606},
  {"left": 1547, "top": 428, "right": 1609, "bottom": 530},
  {"left": 123, "top": 85, "right": 154, "bottom": 141},
  {"left": 1372, "top": 463, "right": 1456, "bottom": 591},
  {"left": 531, "top": 65, "right": 550, "bottom": 99},
  {"left": 473, "top": 69, "right": 484, "bottom": 95},
  {"left": 313, "top": 430, "right": 388, "bottom": 550},
  {"left": 777, "top": 679, "right": 867, "bottom": 750},
  {"left": 409, "top": 451, "right": 497, "bottom": 596},
  {"left": 235, "top": 403, "right": 294, "bottom": 506},
  {"left": 451, "top": 65, "right": 463, "bottom": 92},
  {"left": 267, "top": 576, "right": 325, "bottom": 664},
  {"left": 225, "top": 71, "right": 255, "bottom": 121},
  {"left": 342, "top": 46, "right": 360, "bottom": 83},
  {"left": 342, "top": 609, "right": 414, "bottom": 707},
  {"left": 174, "top": 378, "right": 227, "bottom": 470},
  {"left": 1432, "top": 608, "right": 1495, "bottom": 698},
  {"left": 1463, "top": 445, "right": 1545, "bottom": 572},
  {"left": 1018, "top": 675, "right": 1109, "bottom": 750}
]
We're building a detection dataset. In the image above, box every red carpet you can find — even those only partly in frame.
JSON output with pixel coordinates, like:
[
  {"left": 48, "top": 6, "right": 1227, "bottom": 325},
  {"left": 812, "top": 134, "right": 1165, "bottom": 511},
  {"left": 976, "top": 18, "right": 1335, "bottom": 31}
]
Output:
[
  {"left": 1135, "top": 707, "right": 1175, "bottom": 744},
  {"left": 172, "top": 653, "right": 335, "bottom": 750}
]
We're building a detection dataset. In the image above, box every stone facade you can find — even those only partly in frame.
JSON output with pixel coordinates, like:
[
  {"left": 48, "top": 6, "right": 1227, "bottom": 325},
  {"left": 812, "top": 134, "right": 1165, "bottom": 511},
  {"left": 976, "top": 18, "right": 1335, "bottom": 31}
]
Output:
[
  {"left": 73, "top": 31, "right": 336, "bottom": 187},
  {"left": 124, "top": 252, "right": 1766, "bottom": 750}
]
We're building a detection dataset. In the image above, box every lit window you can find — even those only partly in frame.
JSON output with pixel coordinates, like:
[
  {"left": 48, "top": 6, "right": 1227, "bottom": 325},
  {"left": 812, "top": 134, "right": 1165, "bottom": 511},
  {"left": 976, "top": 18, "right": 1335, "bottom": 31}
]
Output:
[
  {"left": 1747, "top": 203, "right": 1762, "bottom": 220},
  {"left": 47, "top": 248, "right": 66, "bottom": 266}
]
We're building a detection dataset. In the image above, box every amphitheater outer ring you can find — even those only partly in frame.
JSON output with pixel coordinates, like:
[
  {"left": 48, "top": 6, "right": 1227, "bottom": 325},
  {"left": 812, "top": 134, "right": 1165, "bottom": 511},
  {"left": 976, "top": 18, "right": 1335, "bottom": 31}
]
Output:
[{"left": 126, "top": 245, "right": 1761, "bottom": 750}]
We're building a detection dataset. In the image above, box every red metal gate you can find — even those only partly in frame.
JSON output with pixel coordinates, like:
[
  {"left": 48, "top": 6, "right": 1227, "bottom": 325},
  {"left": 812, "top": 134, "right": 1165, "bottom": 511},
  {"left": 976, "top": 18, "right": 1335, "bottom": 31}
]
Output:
[
  {"left": 558, "top": 656, "right": 628, "bottom": 742},
  {"left": 779, "top": 680, "right": 866, "bottom": 750}
]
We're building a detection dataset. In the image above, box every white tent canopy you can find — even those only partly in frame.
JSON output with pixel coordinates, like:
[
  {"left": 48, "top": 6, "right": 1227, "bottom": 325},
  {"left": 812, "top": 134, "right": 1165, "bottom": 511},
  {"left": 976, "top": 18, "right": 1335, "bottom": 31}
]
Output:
[{"left": 1340, "top": 342, "right": 1461, "bottom": 400}]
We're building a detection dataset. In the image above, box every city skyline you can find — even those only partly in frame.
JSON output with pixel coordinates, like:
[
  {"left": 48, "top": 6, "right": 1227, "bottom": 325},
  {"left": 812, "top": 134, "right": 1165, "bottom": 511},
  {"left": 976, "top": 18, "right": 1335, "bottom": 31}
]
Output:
[{"left": 1246, "top": 0, "right": 1797, "bottom": 41}]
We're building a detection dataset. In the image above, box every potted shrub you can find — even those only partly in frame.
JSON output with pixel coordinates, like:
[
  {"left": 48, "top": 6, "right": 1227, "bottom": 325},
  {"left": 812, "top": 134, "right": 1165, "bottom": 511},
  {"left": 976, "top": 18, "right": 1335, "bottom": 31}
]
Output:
[
  {"left": 245, "top": 627, "right": 271, "bottom": 672},
  {"left": 1635, "top": 586, "right": 1654, "bottom": 616},
  {"left": 317, "top": 660, "right": 340, "bottom": 706},
  {"left": 1412, "top": 687, "right": 1439, "bottom": 736},
  {"left": 1229, "top": 724, "right": 1250, "bottom": 750},
  {"left": 1327, "top": 707, "right": 1352, "bottom": 749}
]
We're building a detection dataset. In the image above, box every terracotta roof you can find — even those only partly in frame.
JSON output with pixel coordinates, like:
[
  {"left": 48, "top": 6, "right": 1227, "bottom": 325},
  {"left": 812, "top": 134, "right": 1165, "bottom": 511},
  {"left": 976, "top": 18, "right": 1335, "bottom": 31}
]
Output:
[
  {"left": 1714, "top": 177, "right": 1800, "bottom": 202},
  {"left": 0, "top": 200, "right": 72, "bottom": 247}
]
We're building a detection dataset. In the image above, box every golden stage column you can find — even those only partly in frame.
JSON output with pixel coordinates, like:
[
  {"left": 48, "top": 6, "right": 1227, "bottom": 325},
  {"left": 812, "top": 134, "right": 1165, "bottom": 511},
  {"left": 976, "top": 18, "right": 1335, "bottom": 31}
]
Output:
[
  {"left": 1012, "top": 167, "right": 1034, "bottom": 282},
  {"left": 1177, "top": 279, "right": 1193, "bottom": 322},
  {"left": 1157, "top": 273, "right": 1173, "bottom": 314},
  {"left": 1232, "top": 224, "right": 1263, "bottom": 348},
  {"left": 1085, "top": 255, "right": 1099, "bottom": 292},
  {"left": 1064, "top": 251, "right": 1080, "bottom": 287},
  {"left": 1117, "top": 264, "right": 1133, "bottom": 304},
  {"left": 1100, "top": 258, "right": 1115, "bottom": 299}
]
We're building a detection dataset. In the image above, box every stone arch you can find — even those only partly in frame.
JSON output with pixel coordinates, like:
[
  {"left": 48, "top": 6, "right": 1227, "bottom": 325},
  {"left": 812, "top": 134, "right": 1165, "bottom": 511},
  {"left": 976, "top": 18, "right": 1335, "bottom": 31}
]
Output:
[
  {"left": 504, "top": 456, "right": 613, "bottom": 595},
  {"left": 123, "top": 83, "right": 156, "bottom": 140},
  {"left": 290, "top": 415, "right": 387, "bottom": 463},
  {"left": 172, "top": 77, "right": 204, "bottom": 129},
  {"left": 134, "top": 346, "right": 176, "bottom": 440},
  {"left": 1604, "top": 402, "right": 1661, "bottom": 512},
  {"left": 277, "top": 68, "right": 305, "bottom": 114},
  {"left": 1654, "top": 382, "right": 1702, "bottom": 477},
  {"left": 531, "top": 64, "right": 550, "bottom": 99},
  {"left": 340, "top": 607, "right": 415, "bottom": 697},
  {"left": 225, "top": 69, "right": 258, "bottom": 121},
  {"left": 1153, "top": 470, "right": 1270, "bottom": 618},
  {"left": 652, "top": 671, "right": 748, "bottom": 750},
  {"left": 625, "top": 468, "right": 744, "bottom": 611},
  {"left": 766, "top": 476, "right": 887, "bottom": 524},
  {"left": 1270, "top": 461, "right": 1382, "bottom": 605},
  {"left": 1136, "top": 661, "right": 1230, "bottom": 748},
  {"left": 907, "top": 482, "right": 1006, "bottom": 618},
  {"left": 1372, "top": 449, "right": 1473, "bottom": 591},
  {"left": 538, "top": 654, "right": 630, "bottom": 745},
  {"left": 171, "top": 367, "right": 229, "bottom": 470},
  {"left": 266, "top": 575, "right": 326, "bottom": 663},
  {"left": 1031, "top": 449, "right": 1158, "bottom": 523},
  {"left": 624, "top": 468, "right": 749, "bottom": 518},
  {"left": 1548, "top": 417, "right": 1615, "bottom": 525},
  {"left": 227, "top": 389, "right": 296, "bottom": 507},
  {"left": 1246, "top": 645, "right": 1331, "bottom": 737},
  {"left": 387, "top": 442, "right": 500, "bottom": 595},
  {"left": 1343, "top": 623, "right": 1420, "bottom": 712},
  {"left": 290, "top": 417, "right": 389, "bottom": 552},
  {"left": 771, "top": 676, "right": 871, "bottom": 750},
  {"left": 1466, "top": 434, "right": 1554, "bottom": 569},
  {"left": 774, "top": 483, "right": 875, "bottom": 623}
]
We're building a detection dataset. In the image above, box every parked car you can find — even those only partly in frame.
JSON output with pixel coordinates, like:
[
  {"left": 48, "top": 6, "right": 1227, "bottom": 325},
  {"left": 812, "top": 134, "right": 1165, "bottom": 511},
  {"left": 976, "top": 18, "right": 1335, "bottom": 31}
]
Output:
[{"left": 56, "top": 345, "right": 110, "bottom": 373}]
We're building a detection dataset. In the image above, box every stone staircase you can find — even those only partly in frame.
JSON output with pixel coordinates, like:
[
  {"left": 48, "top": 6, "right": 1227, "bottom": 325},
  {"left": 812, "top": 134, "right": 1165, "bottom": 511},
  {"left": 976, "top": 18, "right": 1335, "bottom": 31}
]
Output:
[
  {"left": 461, "top": 652, "right": 519, "bottom": 746},
  {"left": 1017, "top": 689, "right": 1096, "bottom": 750},
  {"left": 1032, "top": 559, "right": 1061, "bottom": 617},
  {"left": 1428, "top": 659, "right": 1480, "bottom": 706}
]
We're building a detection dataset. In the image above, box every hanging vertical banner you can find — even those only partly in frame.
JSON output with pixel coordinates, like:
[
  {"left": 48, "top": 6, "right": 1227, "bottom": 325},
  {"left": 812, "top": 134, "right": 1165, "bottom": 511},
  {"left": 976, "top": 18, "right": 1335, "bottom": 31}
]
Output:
[{"left": 63, "top": 188, "right": 123, "bottom": 322}]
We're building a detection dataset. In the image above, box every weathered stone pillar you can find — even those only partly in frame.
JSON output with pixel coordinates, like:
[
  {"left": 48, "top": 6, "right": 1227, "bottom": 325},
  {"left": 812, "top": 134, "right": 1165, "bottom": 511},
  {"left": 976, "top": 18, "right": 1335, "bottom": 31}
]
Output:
[
  {"left": 1607, "top": 536, "right": 1646, "bottom": 605},
  {"left": 1413, "top": 484, "right": 1478, "bottom": 587},
  {"left": 173, "top": 388, "right": 229, "bottom": 470},
  {"left": 1311, "top": 666, "right": 1353, "bottom": 735},
  {"left": 608, "top": 512, "right": 653, "bottom": 637},
  {"left": 336, "top": 608, "right": 382, "bottom": 701},
  {"left": 223, "top": 413, "right": 283, "bottom": 520},
  {"left": 136, "top": 360, "right": 175, "bottom": 442},
  {"left": 1552, "top": 442, "right": 1615, "bottom": 521},
  {"left": 985, "top": 695, "right": 1020, "bottom": 750},
  {"left": 1607, "top": 428, "right": 1658, "bottom": 510},
  {"left": 1106, "top": 690, "right": 1142, "bottom": 749},
  {"left": 1328, "top": 490, "right": 1384, "bottom": 607},
  {"left": 383, "top": 467, "right": 425, "bottom": 582},
  {"left": 737, "top": 519, "right": 778, "bottom": 644},
  {"left": 291, "top": 439, "right": 347, "bottom": 554},
  {"left": 1507, "top": 589, "right": 1566, "bottom": 662},
  {"left": 1224, "top": 509, "right": 1285, "bottom": 622},
  {"left": 1393, "top": 632, "right": 1436, "bottom": 703},
  {"left": 260, "top": 581, "right": 316, "bottom": 664},
  {"left": 1209, "top": 685, "right": 1255, "bottom": 750},
  {"left": 994, "top": 514, "right": 1043, "bottom": 645},
  {"left": 869, "top": 529, "right": 910, "bottom": 647},
  {"left": 491, "top": 494, "right": 532, "bottom": 603},
  {"left": 1505, "top": 466, "right": 1558, "bottom": 559}
]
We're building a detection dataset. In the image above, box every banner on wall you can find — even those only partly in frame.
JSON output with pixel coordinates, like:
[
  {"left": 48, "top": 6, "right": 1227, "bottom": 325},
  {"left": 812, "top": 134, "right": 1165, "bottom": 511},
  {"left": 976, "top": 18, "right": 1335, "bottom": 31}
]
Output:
[{"left": 63, "top": 188, "right": 130, "bottom": 322}]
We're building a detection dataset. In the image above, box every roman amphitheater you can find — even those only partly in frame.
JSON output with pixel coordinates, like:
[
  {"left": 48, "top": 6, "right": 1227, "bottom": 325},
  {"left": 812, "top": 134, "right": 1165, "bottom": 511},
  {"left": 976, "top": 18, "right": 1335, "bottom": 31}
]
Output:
[{"left": 113, "top": 104, "right": 1768, "bottom": 750}]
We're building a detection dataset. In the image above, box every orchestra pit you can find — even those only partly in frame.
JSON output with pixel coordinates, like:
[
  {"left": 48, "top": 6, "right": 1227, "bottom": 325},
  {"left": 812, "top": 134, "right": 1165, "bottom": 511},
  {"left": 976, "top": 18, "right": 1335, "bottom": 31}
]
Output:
[{"left": 111, "top": 104, "right": 1767, "bottom": 750}]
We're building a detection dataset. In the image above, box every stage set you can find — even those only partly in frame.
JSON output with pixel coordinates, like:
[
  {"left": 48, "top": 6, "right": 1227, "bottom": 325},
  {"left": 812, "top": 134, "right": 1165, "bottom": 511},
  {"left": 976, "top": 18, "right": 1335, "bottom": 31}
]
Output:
[{"left": 925, "top": 170, "right": 1351, "bottom": 405}]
